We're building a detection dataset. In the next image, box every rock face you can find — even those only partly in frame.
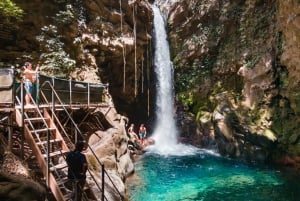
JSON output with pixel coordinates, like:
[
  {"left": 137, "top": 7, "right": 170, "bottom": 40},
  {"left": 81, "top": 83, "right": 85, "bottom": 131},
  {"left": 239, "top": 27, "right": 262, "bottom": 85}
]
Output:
[
  {"left": 0, "top": 172, "right": 46, "bottom": 201},
  {"left": 166, "top": 0, "right": 300, "bottom": 166},
  {"left": 0, "top": 0, "right": 154, "bottom": 124},
  {"left": 85, "top": 107, "right": 134, "bottom": 200},
  {"left": 0, "top": 136, "right": 46, "bottom": 201},
  {"left": 1, "top": 1, "right": 300, "bottom": 193}
]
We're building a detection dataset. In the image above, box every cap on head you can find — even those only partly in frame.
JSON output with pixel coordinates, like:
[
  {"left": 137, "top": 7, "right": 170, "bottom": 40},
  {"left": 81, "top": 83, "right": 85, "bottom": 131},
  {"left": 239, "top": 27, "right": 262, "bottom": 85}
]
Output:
[{"left": 75, "top": 141, "right": 85, "bottom": 151}]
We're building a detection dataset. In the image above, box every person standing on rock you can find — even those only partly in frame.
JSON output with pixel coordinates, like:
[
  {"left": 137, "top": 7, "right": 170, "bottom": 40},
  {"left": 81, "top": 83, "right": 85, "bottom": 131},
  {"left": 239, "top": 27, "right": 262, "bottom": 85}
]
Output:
[
  {"left": 127, "top": 123, "right": 141, "bottom": 150},
  {"left": 139, "top": 124, "right": 147, "bottom": 145},
  {"left": 66, "top": 141, "right": 88, "bottom": 201},
  {"left": 23, "top": 62, "right": 39, "bottom": 105}
]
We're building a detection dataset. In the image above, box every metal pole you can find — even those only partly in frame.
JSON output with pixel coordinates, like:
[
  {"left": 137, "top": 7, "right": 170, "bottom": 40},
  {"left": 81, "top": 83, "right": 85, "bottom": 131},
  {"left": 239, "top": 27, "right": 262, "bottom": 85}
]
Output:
[
  {"left": 46, "top": 129, "right": 50, "bottom": 187},
  {"left": 102, "top": 164, "right": 105, "bottom": 201},
  {"left": 75, "top": 128, "right": 77, "bottom": 144},
  {"left": 12, "top": 66, "right": 15, "bottom": 107},
  {"left": 20, "top": 81, "right": 24, "bottom": 159},
  {"left": 8, "top": 66, "right": 15, "bottom": 151},
  {"left": 69, "top": 79, "right": 72, "bottom": 105},
  {"left": 52, "top": 77, "right": 55, "bottom": 117},
  {"left": 36, "top": 71, "right": 40, "bottom": 105},
  {"left": 8, "top": 112, "right": 12, "bottom": 151},
  {"left": 88, "top": 83, "right": 90, "bottom": 107}
]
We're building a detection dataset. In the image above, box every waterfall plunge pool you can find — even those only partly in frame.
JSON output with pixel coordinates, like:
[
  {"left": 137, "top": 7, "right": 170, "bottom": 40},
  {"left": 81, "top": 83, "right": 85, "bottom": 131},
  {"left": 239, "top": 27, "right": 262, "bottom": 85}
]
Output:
[
  {"left": 127, "top": 150, "right": 300, "bottom": 201},
  {"left": 129, "top": 4, "right": 300, "bottom": 201}
]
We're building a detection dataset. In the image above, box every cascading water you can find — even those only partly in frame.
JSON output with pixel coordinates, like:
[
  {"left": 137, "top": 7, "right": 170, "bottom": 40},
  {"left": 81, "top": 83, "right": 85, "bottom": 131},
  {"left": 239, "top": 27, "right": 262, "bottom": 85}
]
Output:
[{"left": 148, "top": 4, "right": 197, "bottom": 156}]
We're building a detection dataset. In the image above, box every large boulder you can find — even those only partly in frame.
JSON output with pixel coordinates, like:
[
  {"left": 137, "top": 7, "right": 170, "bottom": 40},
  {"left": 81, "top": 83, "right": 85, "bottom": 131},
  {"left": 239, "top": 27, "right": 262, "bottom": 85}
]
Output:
[{"left": 0, "top": 172, "right": 46, "bottom": 201}]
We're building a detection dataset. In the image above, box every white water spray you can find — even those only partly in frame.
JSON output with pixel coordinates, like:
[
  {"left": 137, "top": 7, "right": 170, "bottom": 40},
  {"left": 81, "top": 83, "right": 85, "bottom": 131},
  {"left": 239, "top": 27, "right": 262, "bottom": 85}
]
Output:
[{"left": 148, "top": 4, "right": 197, "bottom": 156}]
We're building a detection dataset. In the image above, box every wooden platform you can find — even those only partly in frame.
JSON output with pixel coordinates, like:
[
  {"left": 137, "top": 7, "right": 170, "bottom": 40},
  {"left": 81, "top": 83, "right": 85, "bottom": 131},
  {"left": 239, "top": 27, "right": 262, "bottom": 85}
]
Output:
[{"left": 13, "top": 103, "right": 108, "bottom": 109}]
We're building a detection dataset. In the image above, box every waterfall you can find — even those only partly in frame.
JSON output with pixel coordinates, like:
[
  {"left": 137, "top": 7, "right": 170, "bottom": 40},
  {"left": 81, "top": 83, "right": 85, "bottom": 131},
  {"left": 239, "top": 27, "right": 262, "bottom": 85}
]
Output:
[{"left": 148, "top": 4, "right": 197, "bottom": 156}]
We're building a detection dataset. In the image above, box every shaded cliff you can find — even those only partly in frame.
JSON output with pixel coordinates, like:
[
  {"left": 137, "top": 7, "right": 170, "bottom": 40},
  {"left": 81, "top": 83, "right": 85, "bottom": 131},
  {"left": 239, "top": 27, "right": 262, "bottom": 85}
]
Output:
[
  {"left": 165, "top": 0, "right": 300, "bottom": 166},
  {"left": 0, "top": 0, "right": 154, "bottom": 124}
]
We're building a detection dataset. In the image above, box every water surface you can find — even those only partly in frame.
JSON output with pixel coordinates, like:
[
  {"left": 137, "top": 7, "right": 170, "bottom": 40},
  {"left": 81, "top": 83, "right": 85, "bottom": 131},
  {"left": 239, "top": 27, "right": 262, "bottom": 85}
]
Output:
[{"left": 128, "top": 150, "right": 300, "bottom": 201}]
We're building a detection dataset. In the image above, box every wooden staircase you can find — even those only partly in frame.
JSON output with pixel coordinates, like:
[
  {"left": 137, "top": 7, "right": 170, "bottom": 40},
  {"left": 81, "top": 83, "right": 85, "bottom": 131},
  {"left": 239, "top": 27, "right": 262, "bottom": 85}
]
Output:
[{"left": 15, "top": 105, "right": 95, "bottom": 201}]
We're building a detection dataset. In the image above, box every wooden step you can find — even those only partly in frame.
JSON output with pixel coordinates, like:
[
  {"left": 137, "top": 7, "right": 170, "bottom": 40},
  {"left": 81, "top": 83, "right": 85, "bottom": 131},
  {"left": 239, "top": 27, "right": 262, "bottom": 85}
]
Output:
[
  {"left": 56, "top": 176, "right": 69, "bottom": 186},
  {"left": 15, "top": 104, "right": 50, "bottom": 109},
  {"left": 43, "top": 150, "right": 68, "bottom": 158},
  {"left": 36, "top": 139, "right": 62, "bottom": 146},
  {"left": 63, "top": 191, "right": 73, "bottom": 201},
  {"left": 25, "top": 117, "right": 50, "bottom": 123},
  {"left": 50, "top": 163, "right": 68, "bottom": 172},
  {"left": 31, "top": 127, "right": 56, "bottom": 133}
]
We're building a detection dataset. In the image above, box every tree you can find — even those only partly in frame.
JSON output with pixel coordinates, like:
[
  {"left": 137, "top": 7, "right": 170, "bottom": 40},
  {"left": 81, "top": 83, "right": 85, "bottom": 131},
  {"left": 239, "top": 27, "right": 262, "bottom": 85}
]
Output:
[{"left": 0, "top": 0, "right": 24, "bottom": 29}]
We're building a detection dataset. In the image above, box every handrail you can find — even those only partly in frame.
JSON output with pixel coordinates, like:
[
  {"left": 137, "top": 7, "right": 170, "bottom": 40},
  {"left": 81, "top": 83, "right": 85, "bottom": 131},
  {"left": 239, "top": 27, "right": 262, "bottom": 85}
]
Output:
[
  {"left": 40, "top": 88, "right": 109, "bottom": 201},
  {"left": 15, "top": 79, "right": 106, "bottom": 200},
  {"left": 39, "top": 81, "right": 124, "bottom": 200},
  {"left": 38, "top": 73, "right": 109, "bottom": 106},
  {"left": 15, "top": 81, "right": 63, "bottom": 189}
]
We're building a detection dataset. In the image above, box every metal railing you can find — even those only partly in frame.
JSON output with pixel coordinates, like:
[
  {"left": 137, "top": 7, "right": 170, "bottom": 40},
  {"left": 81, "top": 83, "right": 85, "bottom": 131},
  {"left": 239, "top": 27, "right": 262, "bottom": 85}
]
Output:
[
  {"left": 12, "top": 70, "right": 124, "bottom": 201},
  {"left": 39, "top": 80, "right": 124, "bottom": 201},
  {"left": 37, "top": 73, "right": 109, "bottom": 106}
]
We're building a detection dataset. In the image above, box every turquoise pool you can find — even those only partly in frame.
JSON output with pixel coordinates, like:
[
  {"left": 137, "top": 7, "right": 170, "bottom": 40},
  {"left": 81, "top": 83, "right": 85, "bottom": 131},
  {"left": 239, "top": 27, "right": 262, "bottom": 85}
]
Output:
[{"left": 127, "top": 150, "right": 300, "bottom": 201}]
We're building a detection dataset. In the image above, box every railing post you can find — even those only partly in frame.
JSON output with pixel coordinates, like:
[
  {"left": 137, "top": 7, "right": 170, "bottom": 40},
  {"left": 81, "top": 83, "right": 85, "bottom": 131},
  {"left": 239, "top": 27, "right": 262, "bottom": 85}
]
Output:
[
  {"left": 69, "top": 79, "right": 72, "bottom": 105},
  {"left": 88, "top": 83, "right": 90, "bottom": 107},
  {"left": 11, "top": 66, "right": 15, "bottom": 107},
  {"left": 75, "top": 128, "right": 77, "bottom": 145},
  {"left": 8, "top": 66, "right": 15, "bottom": 151},
  {"left": 20, "top": 80, "right": 24, "bottom": 159},
  {"left": 46, "top": 129, "right": 50, "bottom": 187},
  {"left": 36, "top": 71, "right": 40, "bottom": 105},
  {"left": 102, "top": 164, "right": 105, "bottom": 201},
  {"left": 51, "top": 76, "right": 55, "bottom": 119}
]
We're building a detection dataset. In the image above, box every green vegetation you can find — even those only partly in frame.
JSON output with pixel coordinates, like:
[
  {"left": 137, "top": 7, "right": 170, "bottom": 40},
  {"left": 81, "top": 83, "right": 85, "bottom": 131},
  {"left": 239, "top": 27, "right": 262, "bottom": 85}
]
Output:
[
  {"left": 0, "top": 0, "right": 24, "bottom": 29},
  {"left": 36, "top": 25, "right": 76, "bottom": 77},
  {"left": 245, "top": 54, "right": 259, "bottom": 69},
  {"left": 54, "top": 4, "right": 75, "bottom": 25}
]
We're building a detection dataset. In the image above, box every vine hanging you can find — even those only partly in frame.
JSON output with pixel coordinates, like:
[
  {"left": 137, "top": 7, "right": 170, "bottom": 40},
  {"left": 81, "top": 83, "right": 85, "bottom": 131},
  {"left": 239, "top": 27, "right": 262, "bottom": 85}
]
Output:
[
  {"left": 119, "top": 0, "right": 127, "bottom": 93},
  {"left": 133, "top": 4, "right": 137, "bottom": 97}
]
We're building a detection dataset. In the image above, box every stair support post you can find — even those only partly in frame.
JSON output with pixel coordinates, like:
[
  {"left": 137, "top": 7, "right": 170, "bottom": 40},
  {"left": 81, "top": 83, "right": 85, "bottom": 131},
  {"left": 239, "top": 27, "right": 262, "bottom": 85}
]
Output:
[
  {"left": 51, "top": 77, "right": 55, "bottom": 119},
  {"left": 69, "top": 79, "right": 72, "bottom": 105},
  {"left": 8, "top": 66, "right": 15, "bottom": 151},
  {"left": 21, "top": 81, "right": 24, "bottom": 159},
  {"left": 88, "top": 83, "right": 90, "bottom": 107},
  {"left": 46, "top": 129, "right": 50, "bottom": 187},
  {"left": 102, "top": 164, "right": 105, "bottom": 201},
  {"left": 36, "top": 71, "right": 40, "bottom": 105}
]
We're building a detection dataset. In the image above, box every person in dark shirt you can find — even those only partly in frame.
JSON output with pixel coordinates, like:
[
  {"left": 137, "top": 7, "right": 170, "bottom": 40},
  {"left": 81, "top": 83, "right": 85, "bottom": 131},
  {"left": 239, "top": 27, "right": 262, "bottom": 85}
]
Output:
[{"left": 66, "top": 141, "right": 88, "bottom": 201}]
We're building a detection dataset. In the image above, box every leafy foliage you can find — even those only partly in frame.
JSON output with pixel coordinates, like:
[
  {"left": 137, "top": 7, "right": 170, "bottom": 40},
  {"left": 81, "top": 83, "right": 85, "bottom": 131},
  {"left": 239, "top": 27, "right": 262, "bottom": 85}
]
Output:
[
  {"left": 54, "top": 4, "right": 75, "bottom": 25},
  {"left": 36, "top": 25, "right": 76, "bottom": 77},
  {"left": 0, "top": 0, "right": 24, "bottom": 29}
]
